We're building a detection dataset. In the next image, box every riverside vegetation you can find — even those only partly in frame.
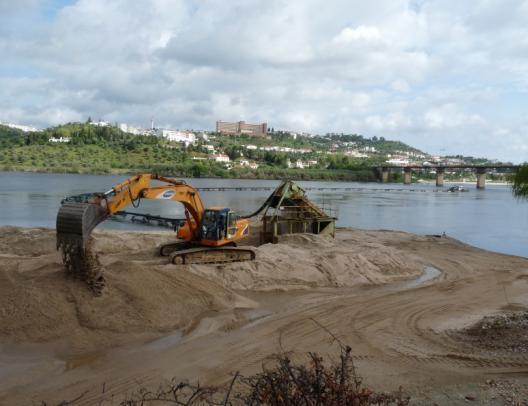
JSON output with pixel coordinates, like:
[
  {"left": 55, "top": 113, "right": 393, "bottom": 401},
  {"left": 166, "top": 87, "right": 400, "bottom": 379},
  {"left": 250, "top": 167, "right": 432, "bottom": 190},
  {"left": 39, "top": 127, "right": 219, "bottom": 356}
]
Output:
[
  {"left": 0, "top": 122, "right": 414, "bottom": 181},
  {"left": 0, "top": 122, "right": 516, "bottom": 182}
]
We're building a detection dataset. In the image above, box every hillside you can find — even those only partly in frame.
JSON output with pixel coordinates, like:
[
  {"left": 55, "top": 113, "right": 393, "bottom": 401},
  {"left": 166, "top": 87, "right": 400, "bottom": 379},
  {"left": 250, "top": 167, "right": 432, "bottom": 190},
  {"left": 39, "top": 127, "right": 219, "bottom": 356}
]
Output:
[{"left": 0, "top": 122, "right": 467, "bottom": 182}]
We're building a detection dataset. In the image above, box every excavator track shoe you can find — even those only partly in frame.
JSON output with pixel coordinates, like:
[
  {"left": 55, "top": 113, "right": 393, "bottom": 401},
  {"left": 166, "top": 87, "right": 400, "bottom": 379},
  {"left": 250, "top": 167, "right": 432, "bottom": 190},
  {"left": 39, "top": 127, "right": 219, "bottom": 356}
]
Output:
[
  {"left": 159, "top": 241, "right": 194, "bottom": 257},
  {"left": 170, "top": 246, "right": 256, "bottom": 265}
]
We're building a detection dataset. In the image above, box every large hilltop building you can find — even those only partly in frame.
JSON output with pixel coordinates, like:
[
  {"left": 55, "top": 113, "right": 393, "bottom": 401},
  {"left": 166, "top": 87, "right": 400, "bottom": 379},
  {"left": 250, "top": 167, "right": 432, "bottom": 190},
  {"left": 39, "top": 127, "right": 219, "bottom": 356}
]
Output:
[{"left": 216, "top": 120, "right": 267, "bottom": 137}]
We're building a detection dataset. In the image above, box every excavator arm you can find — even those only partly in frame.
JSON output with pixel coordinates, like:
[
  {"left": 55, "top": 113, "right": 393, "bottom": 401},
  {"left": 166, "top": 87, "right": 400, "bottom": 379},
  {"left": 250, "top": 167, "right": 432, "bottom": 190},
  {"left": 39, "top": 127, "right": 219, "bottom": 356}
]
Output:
[
  {"left": 103, "top": 174, "right": 205, "bottom": 219},
  {"left": 56, "top": 174, "right": 206, "bottom": 251}
]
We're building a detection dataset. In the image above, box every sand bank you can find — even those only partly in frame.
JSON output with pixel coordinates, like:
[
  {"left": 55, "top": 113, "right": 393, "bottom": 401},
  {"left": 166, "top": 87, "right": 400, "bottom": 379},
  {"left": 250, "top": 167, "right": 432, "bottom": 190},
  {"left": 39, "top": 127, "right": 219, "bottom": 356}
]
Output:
[
  {"left": 0, "top": 227, "right": 425, "bottom": 351},
  {"left": 1, "top": 226, "right": 527, "bottom": 404}
]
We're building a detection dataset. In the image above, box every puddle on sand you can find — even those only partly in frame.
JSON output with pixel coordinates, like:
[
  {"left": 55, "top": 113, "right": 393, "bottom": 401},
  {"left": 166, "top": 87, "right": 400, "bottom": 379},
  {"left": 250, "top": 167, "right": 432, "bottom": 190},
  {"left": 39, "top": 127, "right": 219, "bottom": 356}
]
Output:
[
  {"left": 64, "top": 351, "right": 105, "bottom": 371},
  {"left": 60, "top": 331, "right": 184, "bottom": 372},
  {"left": 0, "top": 342, "right": 65, "bottom": 386},
  {"left": 242, "top": 309, "right": 273, "bottom": 330},
  {"left": 400, "top": 266, "right": 442, "bottom": 289},
  {"left": 142, "top": 331, "right": 183, "bottom": 351}
]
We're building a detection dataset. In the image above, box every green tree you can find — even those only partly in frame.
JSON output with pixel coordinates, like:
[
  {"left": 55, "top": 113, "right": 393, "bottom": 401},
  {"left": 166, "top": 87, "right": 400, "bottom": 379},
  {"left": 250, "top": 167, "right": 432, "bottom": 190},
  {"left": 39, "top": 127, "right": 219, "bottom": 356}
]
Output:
[{"left": 512, "top": 164, "right": 528, "bottom": 199}]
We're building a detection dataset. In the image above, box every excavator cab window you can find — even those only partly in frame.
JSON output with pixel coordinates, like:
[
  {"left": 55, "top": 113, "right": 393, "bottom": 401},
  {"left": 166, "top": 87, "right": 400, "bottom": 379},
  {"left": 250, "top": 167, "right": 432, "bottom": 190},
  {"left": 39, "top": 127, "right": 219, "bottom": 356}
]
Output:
[
  {"left": 201, "top": 210, "right": 217, "bottom": 240},
  {"left": 201, "top": 209, "right": 229, "bottom": 241},
  {"left": 227, "top": 211, "right": 237, "bottom": 237}
]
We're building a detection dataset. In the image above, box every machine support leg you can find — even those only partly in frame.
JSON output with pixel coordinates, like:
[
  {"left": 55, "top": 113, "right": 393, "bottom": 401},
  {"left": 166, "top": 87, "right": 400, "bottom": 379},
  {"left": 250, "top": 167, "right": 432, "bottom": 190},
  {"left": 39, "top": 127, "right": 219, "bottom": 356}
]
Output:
[
  {"left": 381, "top": 167, "right": 390, "bottom": 183},
  {"left": 403, "top": 168, "right": 412, "bottom": 185},
  {"left": 476, "top": 169, "right": 486, "bottom": 189},
  {"left": 436, "top": 169, "right": 445, "bottom": 187}
]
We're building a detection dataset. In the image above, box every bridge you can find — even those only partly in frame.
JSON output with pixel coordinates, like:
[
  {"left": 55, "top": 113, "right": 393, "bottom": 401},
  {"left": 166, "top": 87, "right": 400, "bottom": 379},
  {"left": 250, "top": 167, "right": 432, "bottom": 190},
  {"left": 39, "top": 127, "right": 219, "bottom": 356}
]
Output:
[{"left": 378, "top": 165, "right": 519, "bottom": 189}]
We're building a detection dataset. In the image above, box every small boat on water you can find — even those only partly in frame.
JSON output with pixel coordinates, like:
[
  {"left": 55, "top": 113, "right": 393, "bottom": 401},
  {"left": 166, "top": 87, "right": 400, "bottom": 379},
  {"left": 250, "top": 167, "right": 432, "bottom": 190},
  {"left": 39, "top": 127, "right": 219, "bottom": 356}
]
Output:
[{"left": 447, "top": 185, "right": 468, "bottom": 192}]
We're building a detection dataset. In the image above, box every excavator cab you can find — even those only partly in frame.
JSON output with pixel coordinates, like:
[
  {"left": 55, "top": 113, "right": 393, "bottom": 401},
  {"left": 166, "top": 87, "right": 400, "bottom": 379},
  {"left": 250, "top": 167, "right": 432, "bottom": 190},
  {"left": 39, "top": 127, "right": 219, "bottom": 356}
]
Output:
[
  {"left": 199, "top": 208, "right": 247, "bottom": 243},
  {"left": 201, "top": 208, "right": 226, "bottom": 241}
]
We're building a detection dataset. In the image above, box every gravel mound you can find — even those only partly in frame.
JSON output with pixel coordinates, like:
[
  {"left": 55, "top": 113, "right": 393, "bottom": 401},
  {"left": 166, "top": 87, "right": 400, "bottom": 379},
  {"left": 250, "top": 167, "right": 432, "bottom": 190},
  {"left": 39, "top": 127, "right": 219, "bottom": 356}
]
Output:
[{"left": 452, "top": 311, "right": 528, "bottom": 353}]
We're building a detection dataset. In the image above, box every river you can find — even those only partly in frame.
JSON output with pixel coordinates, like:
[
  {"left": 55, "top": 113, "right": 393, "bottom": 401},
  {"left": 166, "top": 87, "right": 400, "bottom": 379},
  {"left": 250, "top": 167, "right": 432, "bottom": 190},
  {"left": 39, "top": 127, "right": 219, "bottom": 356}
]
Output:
[{"left": 0, "top": 171, "right": 526, "bottom": 257}]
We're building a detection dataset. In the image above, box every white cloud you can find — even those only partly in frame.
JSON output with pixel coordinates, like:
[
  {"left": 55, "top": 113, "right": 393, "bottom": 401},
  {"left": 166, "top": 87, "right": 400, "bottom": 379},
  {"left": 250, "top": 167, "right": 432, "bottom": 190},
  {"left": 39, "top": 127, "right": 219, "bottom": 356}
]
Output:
[
  {"left": 333, "top": 26, "right": 382, "bottom": 43},
  {"left": 424, "top": 104, "right": 485, "bottom": 130},
  {"left": 365, "top": 112, "right": 412, "bottom": 131},
  {"left": 391, "top": 79, "right": 410, "bottom": 93},
  {"left": 0, "top": 0, "right": 527, "bottom": 161}
]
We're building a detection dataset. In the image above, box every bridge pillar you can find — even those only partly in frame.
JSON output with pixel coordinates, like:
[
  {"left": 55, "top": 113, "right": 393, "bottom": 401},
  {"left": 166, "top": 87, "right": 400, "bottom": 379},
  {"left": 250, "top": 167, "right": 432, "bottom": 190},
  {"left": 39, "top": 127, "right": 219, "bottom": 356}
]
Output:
[
  {"left": 381, "top": 167, "right": 390, "bottom": 183},
  {"left": 403, "top": 167, "right": 412, "bottom": 185},
  {"left": 436, "top": 168, "right": 445, "bottom": 187},
  {"left": 476, "top": 168, "right": 486, "bottom": 189}
]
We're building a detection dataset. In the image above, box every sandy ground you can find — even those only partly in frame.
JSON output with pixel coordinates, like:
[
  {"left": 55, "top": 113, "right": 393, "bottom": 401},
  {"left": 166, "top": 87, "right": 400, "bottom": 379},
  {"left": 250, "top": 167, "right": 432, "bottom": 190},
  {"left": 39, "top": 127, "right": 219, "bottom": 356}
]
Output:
[{"left": 1, "top": 226, "right": 528, "bottom": 404}]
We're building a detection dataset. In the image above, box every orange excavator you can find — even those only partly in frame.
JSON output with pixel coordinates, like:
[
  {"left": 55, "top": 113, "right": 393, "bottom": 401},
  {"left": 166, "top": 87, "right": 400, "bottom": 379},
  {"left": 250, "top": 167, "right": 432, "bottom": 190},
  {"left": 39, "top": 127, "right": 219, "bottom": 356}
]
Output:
[{"left": 56, "top": 174, "right": 255, "bottom": 268}]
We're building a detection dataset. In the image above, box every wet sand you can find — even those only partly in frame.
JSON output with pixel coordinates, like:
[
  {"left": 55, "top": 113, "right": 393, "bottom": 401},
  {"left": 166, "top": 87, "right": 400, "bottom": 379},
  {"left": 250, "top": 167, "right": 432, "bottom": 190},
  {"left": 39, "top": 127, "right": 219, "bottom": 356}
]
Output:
[{"left": 1, "top": 226, "right": 528, "bottom": 404}]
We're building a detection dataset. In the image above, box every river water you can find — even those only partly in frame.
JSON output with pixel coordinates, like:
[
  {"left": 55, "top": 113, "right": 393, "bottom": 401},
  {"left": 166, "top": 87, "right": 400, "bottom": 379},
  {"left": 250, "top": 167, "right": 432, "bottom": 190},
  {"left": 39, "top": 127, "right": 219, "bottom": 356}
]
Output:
[{"left": 0, "top": 171, "right": 526, "bottom": 257}]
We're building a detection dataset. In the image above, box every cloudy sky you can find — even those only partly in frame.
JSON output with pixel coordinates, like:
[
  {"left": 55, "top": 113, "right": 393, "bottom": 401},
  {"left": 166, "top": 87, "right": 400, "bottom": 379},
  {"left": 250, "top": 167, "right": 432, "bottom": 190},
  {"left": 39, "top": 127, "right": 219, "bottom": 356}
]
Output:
[{"left": 1, "top": 0, "right": 527, "bottom": 161}]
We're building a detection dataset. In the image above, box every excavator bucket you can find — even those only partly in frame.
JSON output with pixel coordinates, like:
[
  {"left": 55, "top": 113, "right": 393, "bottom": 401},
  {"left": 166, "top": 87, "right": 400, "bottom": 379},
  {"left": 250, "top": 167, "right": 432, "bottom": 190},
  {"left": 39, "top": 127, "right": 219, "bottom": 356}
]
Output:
[
  {"left": 56, "top": 201, "right": 108, "bottom": 250},
  {"left": 56, "top": 201, "right": 108, "bottom": 293}
]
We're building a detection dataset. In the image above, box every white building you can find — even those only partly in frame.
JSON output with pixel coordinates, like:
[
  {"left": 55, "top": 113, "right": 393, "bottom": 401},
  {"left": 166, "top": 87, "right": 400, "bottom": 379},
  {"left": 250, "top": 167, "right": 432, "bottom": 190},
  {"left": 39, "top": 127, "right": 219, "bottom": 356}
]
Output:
[
  {"left": 258, "top": 145, "right": 311, "bottom": 154},
  {"left": 209, "top": 154, "right": 230, "bottom": 163},
  {"left": 137, "top": 128, "right": 156, "bottom": 136},
  {"left": 48, "top": 137, "right": 70, "bottom": 143},
  {"left": 238, "top": 159, "right": 259, "bottom": 169},
  {"left": 119, "top": 123, "right": 157, "bottom": 136},
  {"left": 287, "top": 159, "right": 305, "bottom": 169},
  {"left": 90, "top": 120, "right": 110, "bottom": 127},
  {"left": 197, "top": 132, "right": 209, "bottom": 141},
  {"left": 157, "top": 129, "right": 196, "bottom": 146},
  {"left": 345, "top": 149, "right": 368, "bottom": 158},
  {"left": 386, "top": 158, "right": 410, "bottom": 166}
]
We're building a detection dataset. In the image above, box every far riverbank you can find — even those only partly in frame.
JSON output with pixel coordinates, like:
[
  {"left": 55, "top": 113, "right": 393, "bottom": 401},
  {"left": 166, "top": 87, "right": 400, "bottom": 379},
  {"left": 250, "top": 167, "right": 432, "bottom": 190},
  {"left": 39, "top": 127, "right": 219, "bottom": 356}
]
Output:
[
  {"left": 0, "top": 165, "right": 379, "bottom": 182},
  {"left": 0, "top": 166, "right": 512, "bottom": 185}
]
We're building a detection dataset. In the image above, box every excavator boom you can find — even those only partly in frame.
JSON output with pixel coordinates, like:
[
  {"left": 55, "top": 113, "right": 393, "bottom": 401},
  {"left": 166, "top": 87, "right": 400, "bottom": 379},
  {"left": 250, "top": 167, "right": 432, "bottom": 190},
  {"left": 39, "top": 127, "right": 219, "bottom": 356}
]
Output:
[{"left": 57, "top": 174, "right": 205, "bottom": 248}]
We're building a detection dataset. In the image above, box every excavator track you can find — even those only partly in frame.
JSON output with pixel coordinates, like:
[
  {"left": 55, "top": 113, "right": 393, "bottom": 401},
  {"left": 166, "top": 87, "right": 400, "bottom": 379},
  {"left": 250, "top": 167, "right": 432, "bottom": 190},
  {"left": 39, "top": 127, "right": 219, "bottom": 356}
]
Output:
[
  {"left": 169, "top": 246, "right": 256, "bottom": 265},
  {"left": 159, "top": 241, "right": 194, "bottom": 257}
]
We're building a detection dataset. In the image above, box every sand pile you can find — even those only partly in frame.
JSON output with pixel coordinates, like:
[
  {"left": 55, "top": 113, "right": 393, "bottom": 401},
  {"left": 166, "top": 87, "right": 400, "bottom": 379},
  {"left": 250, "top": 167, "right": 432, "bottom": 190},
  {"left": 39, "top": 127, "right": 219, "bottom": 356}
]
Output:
[
  {"left": 0, "top": 226, "right": 56, "bottom": 256},
  {"left": 189, "top": 231, "right": 423, "bottom": 291},
  {"left": 0, "top": 227, "right": 253, "bottom": 353},
  {"left": 0, "top": 226, "right": 424, "bottom": 351}
]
